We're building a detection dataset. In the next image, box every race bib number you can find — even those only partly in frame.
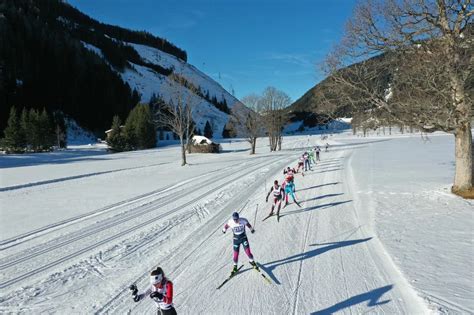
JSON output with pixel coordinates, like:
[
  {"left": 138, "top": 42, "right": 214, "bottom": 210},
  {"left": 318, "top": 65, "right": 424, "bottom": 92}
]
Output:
[{"left": 233, "top": 225, "right": 244, "bottom": 233}]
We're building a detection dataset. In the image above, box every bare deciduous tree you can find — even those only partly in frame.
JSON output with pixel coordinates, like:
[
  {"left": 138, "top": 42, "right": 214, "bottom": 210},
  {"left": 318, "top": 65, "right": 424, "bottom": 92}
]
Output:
[
  {"left": 320, "top": 0, "right": 473, "bottom": 195},
  {"left": 237, "top": 94, "right": 264, "bottom": 154},
  {"left": 260, "top": 87, "right": 291, "bottom": 151},
  {"left": 154, "top": 75, "right": 196, "bottom": 166}
]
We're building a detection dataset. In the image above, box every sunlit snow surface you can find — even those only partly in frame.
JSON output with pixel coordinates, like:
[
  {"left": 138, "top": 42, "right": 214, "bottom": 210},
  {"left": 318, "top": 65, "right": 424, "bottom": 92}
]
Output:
[{"left": 0, "top": 131, "right": 472, "bottom": 314}]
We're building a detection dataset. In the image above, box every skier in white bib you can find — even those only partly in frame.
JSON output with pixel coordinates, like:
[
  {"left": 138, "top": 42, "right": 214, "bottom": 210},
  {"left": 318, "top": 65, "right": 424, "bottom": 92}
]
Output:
[
  {"left": 265, "top": 180, "right": 284, "bottom": 217},
  {"left": 222, "top": 212, "right": 258, "bottom": 274}
]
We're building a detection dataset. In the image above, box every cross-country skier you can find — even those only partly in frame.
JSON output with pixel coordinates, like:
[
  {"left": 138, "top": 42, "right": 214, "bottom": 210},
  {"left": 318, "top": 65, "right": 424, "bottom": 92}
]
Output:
[
  {"left": 303, "top": 151, "right": 311, "bottom": 171},
  {"left": 129, "top": 267, "right": 177, "bottom": 315},
  {"left": 315, "top": 146, "right": 321, "bottom": 161},
  {"left": 309, "top": 149, "right": 316, "bottom": 164},
  {"left": 296, "top": 155, "right": 305, "bottom": 173},
  {"left": 283, "top": 177, "right": 300, "bottom": 207},
  {"left": 265, "top": 180, "right": 284, "bottom": 217},
  {"left": 325, "top": 143, "right": 329, "bottom": 152},
  {"left": 222, "top": 212, "right": 258, "bottom": 274},
  {"left": 283, "top": 166, "right": 295, "bottom": 183}
]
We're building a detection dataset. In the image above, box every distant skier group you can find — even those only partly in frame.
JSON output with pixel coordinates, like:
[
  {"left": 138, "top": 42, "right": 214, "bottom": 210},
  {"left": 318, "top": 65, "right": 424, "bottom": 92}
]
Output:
[{"left": 129, "top": 144, "right": 328, "bottom": 313}]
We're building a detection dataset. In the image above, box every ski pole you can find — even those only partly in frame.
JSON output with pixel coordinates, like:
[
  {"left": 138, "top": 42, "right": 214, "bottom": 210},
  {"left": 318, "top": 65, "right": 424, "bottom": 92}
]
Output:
[{"left": 253, "top": 203, "right": 259, "bottom": 228}]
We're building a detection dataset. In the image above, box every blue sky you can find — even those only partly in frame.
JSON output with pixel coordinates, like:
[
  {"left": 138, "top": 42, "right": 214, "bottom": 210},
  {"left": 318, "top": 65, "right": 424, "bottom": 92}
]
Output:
[{"left": 68, "top": 0, "right": 357, "bottom": 101}]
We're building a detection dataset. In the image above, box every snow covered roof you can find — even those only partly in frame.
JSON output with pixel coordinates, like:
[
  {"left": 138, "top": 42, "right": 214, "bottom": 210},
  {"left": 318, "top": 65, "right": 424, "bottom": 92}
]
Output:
[
  {"left": 192, "top": 135, "right": 214, "bottom": 145},
  {"left": 105, "top": 126, "right": 124, "bottom": 134}
]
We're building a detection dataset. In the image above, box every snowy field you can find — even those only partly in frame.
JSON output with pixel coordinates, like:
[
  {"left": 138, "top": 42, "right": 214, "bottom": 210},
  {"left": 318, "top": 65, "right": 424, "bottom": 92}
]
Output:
[{"left": 0, "top": 132, "right": 472, "bottom": 314}]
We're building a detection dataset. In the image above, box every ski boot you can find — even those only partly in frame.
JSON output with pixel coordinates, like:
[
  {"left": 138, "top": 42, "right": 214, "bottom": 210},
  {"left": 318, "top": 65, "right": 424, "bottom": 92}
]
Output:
[
  {"left": 230, "top": 265, "right": 239, "bottom": 276},
  {"left": 250, "top": 261, "right": 260, "bottom": 271}
]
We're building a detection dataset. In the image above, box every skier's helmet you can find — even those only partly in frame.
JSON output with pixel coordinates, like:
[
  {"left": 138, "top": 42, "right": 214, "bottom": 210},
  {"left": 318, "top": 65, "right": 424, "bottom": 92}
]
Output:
[
  {"left": 274, "top": 180, "right": 278, "bottom": 185},
  {"left": 150, "top": 267, "right": 164, "bottom": 285},
  {"left": 232, "top": 212, "right": 239, "bottom": 220}
]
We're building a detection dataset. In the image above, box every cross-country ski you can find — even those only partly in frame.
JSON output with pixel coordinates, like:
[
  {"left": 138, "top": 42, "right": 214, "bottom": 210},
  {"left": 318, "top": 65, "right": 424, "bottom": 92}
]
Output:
[{"left": 216, "top": 265, "right": 244, "bottom": 290}]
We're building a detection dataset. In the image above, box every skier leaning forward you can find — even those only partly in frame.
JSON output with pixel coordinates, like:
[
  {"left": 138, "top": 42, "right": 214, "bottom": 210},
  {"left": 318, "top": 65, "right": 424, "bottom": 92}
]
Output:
[
  {"left": 265, "top": 180, "right": 285, "bottom": 217},
  {"left": 282, "top": 177, "right": 300, "bottom": 207},
  {"left": 222, "top": 212, "right": 259, "bottom": 274},
  {"left": 130, "top": 266, "right": 177, "bottom": 315}
]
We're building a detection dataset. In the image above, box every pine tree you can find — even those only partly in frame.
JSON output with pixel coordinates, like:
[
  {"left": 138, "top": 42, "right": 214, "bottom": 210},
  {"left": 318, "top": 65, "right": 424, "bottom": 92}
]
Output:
[
  {"left": 52, "top": 111, "right": 67, "bottom": 148},
  {"left": 20, "top": 108, "right": 29, "bottom": 147},
  {"left": 2, "top": 107, "right": 25, "bottom": 153},
  {"left": 39, "top": 108, "right": 54, "bottom": 151},
  {"left": 28, "top": 109, "right": 42, "bottom": 151},
  {"left": 107, "top": 115, "right": 126, "bottom": 152},
  {"left": 123, "top": 108, "right": 138, "bottom": 150},
  {"left": 123, "top": 104, "right": 156, "bottom": 150},
  {"left": 204, "top": 120, "right": 213, "bottom": 139},
  {"left": 134, "top": 105, "right": 156, "bottom": 149}
]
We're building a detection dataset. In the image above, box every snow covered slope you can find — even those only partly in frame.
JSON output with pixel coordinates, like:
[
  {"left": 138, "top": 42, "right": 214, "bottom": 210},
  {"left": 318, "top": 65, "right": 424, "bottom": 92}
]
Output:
[
  {"left": 1, "top": 133, "right": 472, "bottom": 314},
  {"left": 81, "top": 41, "right": 240, "bottom": 138}
]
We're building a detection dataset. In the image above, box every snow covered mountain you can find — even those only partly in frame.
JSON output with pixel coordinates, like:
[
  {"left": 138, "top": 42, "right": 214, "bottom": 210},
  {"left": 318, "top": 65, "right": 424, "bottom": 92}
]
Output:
[
  {"left": 1, "top": 0, "right": 242, "bottom": 137},
  {"left": 81, "top": 39, "right": 240, "bottom": 138}
]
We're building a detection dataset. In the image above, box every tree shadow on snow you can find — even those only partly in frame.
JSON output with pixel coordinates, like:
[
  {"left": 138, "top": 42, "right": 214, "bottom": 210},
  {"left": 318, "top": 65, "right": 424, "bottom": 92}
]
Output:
[
  {"left": 260, "top": 237, "right": 372, "bottom": 285},
  {"left": 300, "top": 193, "right": 344, "bottom": 203},
  {"left": 220, "top": 148, "right": 250, "bottom": 153},
  {"left": 310, "top": 284, "right": 393, "bottom": 314},
  {"left": 297, "top": 182, "right": 340, "bottom": 192},
  {"left": 300, "top": 167, "right": 343, "bottom": 175},
  {"left": 310, "top": 162, "right": 342, "bottom": 169},
  {"left": 279, "top": 200, "right": 352, "bottom": 218},
  {"left": 0, "top": 149, "right": 111, "bottom": 169}
]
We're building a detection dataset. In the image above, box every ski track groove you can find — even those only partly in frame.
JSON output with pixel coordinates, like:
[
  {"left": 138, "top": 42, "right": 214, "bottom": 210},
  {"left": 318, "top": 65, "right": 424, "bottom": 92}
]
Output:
[
  {"left": 0, "top": 165, "right": 231, "bottom": 249},
  {"left": 290, "top": 179, "right": 314, "bottom": 315},
  {"left": 290, "top": 157, "right": 329, "bottom": 315},
  {"left": 0, "top": 154, "right": 288, "bottom": 290}
]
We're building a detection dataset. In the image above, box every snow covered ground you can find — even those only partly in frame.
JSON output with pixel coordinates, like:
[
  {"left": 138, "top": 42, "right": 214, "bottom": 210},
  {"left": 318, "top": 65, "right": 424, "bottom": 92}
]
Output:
[{"left": 0, "top": 132, "right": 472, "bottom": 314}]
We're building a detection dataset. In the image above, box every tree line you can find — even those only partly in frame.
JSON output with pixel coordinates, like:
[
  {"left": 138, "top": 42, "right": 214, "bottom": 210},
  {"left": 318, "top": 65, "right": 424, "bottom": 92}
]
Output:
[
  {"left": 0, "top": 0, "right": 142, "bottom": 134},
  {"left": 33, "top": 0, "right": 187, "bottom": 62},
  {"left": 1, "top": 107, "right": 66, "bottom": 153},
  {"left": 168, "top": 74, "right": 231, "bottom": 114},
  {"left": 0, "top": 0, "right": 188, "bottom": 135}
]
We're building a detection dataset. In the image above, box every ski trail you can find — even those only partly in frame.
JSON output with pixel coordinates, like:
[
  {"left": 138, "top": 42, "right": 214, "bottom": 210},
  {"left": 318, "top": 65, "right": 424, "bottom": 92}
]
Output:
[
  {"left": 96, "top": 150, "right": 301, "bottom": 314},
  {"left": 290, "top": 203, "right": 312, "bottom": 315},
  {"left": 0, "top": 167, "right": 226, "bottom": 250},
  {"left": 0, "top": 153, "right": 288, "bottom": 290}
]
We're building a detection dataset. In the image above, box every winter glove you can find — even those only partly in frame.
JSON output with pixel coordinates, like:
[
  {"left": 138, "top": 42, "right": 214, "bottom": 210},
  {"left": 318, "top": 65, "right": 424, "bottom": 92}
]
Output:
[
  {"left": 222, "top": 229, "right": 226, "bottom": 234},
  {"left": 129, "top": 284, "right": 138, "bottom": 296},
  {"left": 150, "top": 291, "right": 163, "bottom": 300},
  {"left": 265, "top": 197, "right": 268, "bottom": 203},
  {"left": 251, "top": 229, "right": 255, "bottom": 234}
]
